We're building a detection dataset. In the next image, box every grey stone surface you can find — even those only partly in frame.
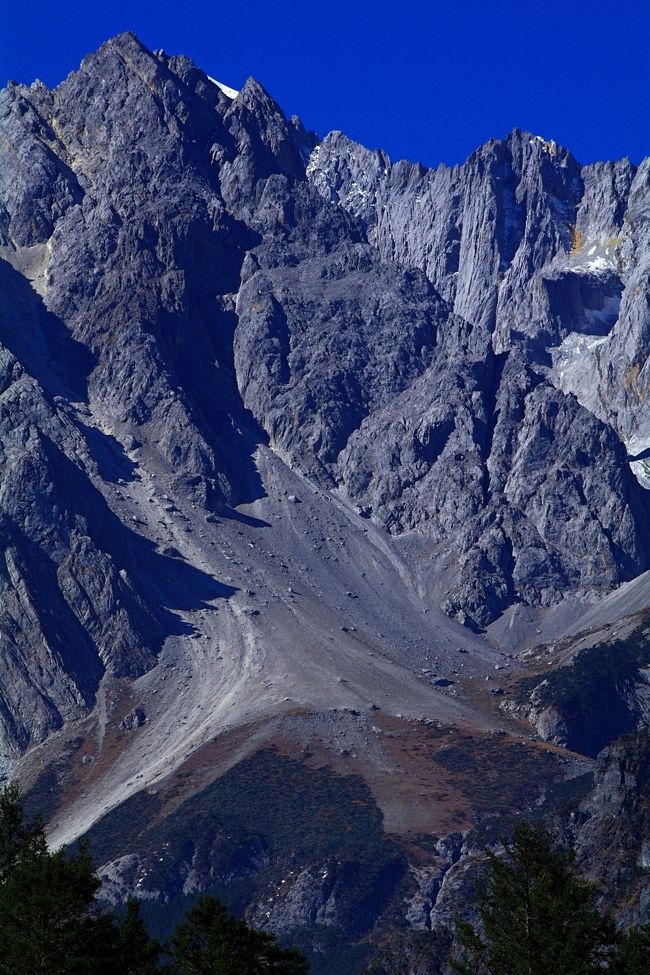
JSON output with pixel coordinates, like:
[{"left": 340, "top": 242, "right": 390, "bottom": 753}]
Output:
[
  {"left": 569, "top": 730, "right": 650, "bottom": 925},
  {"left": 1, "top": 31, "right": 650, "bottom": 752}
]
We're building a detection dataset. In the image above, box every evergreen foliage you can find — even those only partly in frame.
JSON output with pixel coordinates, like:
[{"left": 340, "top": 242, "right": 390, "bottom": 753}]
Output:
[
  {"left": 609, "top": 920, "right": 650, "bottom": 975},
  {"left": 0, "top": 785, "right": 309, "bottom": 974},
  {"left": 0, "top": 783, "right": 47, "bottom": 882},
  {"left": 453, "top": 821, "right": 624, "bottom": 975},
  {"left": 114, "top": 899, "right": 162, "bottom": 975},
  {"left": 166, "top": 895, "right": 310, "bottom": 974},
  {"left": 0, "top": 787, "right": 119, "bottom": 975},
  {"left": 3, "top": 786, "right": 649, "bottom": 974}
]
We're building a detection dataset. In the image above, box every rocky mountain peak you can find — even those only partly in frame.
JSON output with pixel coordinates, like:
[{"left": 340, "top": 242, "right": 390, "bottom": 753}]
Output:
[
  {"left": 1, "top": 33, "right": 650, "bottom": 763},
  {"left": 3, "top": 35, "right": 650, "bottom": 970}
]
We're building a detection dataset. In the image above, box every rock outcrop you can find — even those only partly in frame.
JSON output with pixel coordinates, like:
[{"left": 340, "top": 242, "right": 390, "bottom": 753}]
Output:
[{"left": 2, "top": 33, "right": 650, "bottom": 760}]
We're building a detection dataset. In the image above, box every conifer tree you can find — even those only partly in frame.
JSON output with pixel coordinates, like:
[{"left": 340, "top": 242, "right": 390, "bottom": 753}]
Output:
[
  {"left": 452, "top": 821, "right": 616, "bottom": 975},
  {"left": 114, "top": 898, "right": 161, "bottom": 974},
  {"left": 166, "top": 894, "right": 309, "bottom": 974},
  {"left": 0, "top": 783, "right": 47, "bottom": 882},
  {"left": 0, "top": 786, "right": 158, "bottom": 974},
  {"left": 610, "top": 920, "right": 650, "bottom": 974},
  {"left": 0, "top": 829, "right": 114, "bottom": 974}
]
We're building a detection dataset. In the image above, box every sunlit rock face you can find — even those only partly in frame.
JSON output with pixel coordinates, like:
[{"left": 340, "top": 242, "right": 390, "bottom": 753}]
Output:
[{"left": 1, "top": 31, "right": 649, "bottom": 757}]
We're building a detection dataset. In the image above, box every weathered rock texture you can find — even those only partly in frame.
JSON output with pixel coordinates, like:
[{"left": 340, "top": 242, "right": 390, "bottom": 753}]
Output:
[{"left": 2, "top": 33, "right": 650, "bottom": 758}]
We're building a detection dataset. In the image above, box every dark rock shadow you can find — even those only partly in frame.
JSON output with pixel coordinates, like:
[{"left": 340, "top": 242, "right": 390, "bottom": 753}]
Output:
[
  {"left": 0, "top": 258, "right": 95, "bottom": 402},
  {"left": 628, "top": 446, "right": 650, "bottom": 462},
  {"left": 0, "top": 519, "right": 104, "bottom": 703},
  {"left": 152, "top": 219, "right": 269, "bottom": 508},
  {"left": 40, "top": 435, "right": 236, "bottom": 647},
  {"left": 75, "top": 420, "right": 139, "bottom": 484},
  {"left": 216, "top": 506, "right": 271, "bottom": 529}
]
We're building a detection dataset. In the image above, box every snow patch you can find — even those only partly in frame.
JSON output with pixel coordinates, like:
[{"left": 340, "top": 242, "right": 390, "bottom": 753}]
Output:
[
  {"left": 207, "top": 76, "right": 239, "bottom": 99},
  {"left": 547, "top": 335, "right": 650, "bottom": 492},
  {"left": 570, "top": 254, "right": 615, "bottom": 274},
  {"left": 530, "top": 135, "right": 558, "bottom": 154},
  {"left": 567, "top": 235, "right": 621, "bottom": 275},
  {"left": 306, "top": 144, "right": 337, "bottom": 203},
  {"left": 305, "top": 143, "right": 321, "bottom": 176},
  {"left": 548, "top": 331, "right": 610, "bottom": 423},
  {"left": 553, "top": 332, "right": 610, "bottom": 382}
]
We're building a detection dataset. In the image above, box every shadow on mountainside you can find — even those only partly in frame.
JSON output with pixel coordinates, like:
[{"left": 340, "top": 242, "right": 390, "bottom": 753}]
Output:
[
  {"left": 0, "top": 258, "right": 95, "bottom": 402},
  {"left": 0, "top": 520, "right": 105, "bottom": 704},
  {"left": 76, "top": 421, "right": 140, "bottom": 485},
  {"left": 39, "top": 435, "right": 237, "bottom": 642}
]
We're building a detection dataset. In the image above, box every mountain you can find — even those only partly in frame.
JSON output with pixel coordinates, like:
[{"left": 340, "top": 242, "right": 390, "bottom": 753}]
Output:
[{"left": 1, "top": 32, "right": 649, "bottom": 971}]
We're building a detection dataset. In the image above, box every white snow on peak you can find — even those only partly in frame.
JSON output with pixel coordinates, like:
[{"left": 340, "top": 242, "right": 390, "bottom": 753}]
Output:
[
  {"left": 207, "top": 76, "right": 239, "bottom": 99},
  {"left": 529, "top": 134, "right": 559, "bottom": 155}
]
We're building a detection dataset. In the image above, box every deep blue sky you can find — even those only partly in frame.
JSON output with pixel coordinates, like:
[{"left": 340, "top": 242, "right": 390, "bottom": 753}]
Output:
[{"left": 1, "top": 0, "right": 647, "bottom": 168}]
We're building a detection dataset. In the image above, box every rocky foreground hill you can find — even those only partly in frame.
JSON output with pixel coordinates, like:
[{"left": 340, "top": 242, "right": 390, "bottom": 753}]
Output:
[{"left": 1, "top": 33, "right": 649, "bottom": 972}]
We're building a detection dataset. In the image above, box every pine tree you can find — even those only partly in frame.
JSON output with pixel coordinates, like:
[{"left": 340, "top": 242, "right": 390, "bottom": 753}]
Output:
[
  {"left": 114, "top": 898, "right": 161, "bottom": 974},
  {"left": 0, "top": 785, "right": 159, "bottom": 975},
  {"left": 452, "top": 821, "right": 616, "bottom": 975},
  {"left": 610, "top": 920, "right": 650, "bottom": 974},
  {"left": 0, "top": 783, "right": 48, "bottom": 882},
  {"left": 0, "top": 829, "right": 114, "bottom": 975},
  {"left": 166, "top": 894, "right": 309, "bottom": 974}
]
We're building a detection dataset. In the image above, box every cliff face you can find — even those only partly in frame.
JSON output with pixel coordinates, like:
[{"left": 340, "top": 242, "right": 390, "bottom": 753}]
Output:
[
  {"left": 0, "top": 33, "right": 308, "bottom": 753},
  {"left": 306, "top": 131, "right": 650, "bottom": 623},
  {"left": 568, "top": 730, "right": 650, "bottom": 925},
  {"left": 2, "top": 32, "right": 650, "bottom": 970},
  {"left": 2, "top": 34, "right": 650, "bottom": 759}
]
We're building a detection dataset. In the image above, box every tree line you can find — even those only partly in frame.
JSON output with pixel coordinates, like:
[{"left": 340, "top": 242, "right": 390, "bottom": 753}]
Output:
[
  {"left": 453, "top": 820, "right": 649, "bottom": 975},
  {"left": 0, "top": 785, "right": 308, "bottom": 974},
  {"left": 1, "top": 785, "right": 648, "bottom": 973}
]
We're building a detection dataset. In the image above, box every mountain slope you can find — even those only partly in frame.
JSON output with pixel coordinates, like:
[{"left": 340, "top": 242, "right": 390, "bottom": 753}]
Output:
[{"left": 2, "top": 31, "right": 650, "bottom": 971}]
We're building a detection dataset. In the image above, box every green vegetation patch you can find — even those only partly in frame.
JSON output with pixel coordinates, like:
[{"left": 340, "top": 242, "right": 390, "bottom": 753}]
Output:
[
  {"left": 514, "top": 619, "right": 650, "bottom": 755},
  {"left": 81, "top": 789, "right": 163, "bottom": 866},
  {"left": 82, "top": 749, "right": 407, "bottom": 972},
  {"left": 141, "top": 748, "right": 395, "bottom": 868},
  {"left": 84, "top": 748, "right": 403, "bottom": 924},
  {"left": 432, "top": 732, "right": 564, "bottom": 818}
]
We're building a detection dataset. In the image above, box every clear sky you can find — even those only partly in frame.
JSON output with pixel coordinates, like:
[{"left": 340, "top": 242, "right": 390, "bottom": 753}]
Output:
[{"left": 1, "top": 0, "right": 648, "bottom": 169}]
